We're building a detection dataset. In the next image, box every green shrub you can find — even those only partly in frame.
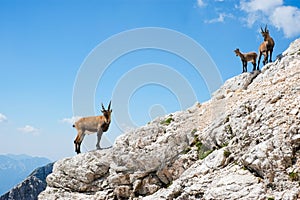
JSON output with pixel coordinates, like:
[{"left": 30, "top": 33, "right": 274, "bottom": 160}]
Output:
[
  {"left": 182, "top": 147, "right": 191, "bottom": 154},
  {"left": 221, "top": 142, "right": 229, "bottom": 147},
  {"left": 223, "top": 150, "right": 231, "bottom": 158},
  {"left": 191, "top": 128, "right": 197, "bottom": 134},
  {"left": 191, "top": 136, "right": 214, "bottom": 160},
  {"left": 195, "top": 141, "right": 202, "bottom": 149},
  {"left": 289, "top": 171, "right": 299, "bottom": 181},
  {"left": 199, "top": 149, "right": 214, "bottom": 160},
  {"left": 161, "top": 117, "right": 174, "bottom": 125}
]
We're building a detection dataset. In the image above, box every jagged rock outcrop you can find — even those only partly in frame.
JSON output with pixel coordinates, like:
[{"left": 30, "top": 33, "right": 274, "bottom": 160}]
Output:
[
  {"left": 39, "top": 39, "right": 300, "bottom": 200},
  {"left": 1, "top": 163, "right": 53, "bottom": 200}
]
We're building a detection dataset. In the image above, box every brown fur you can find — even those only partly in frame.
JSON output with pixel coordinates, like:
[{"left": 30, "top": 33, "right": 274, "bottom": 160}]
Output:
[
  {"left": 258, "top": 25, "right": 275, "bottom": 69},
  {"left": 234, "top": 48, "right": 257, "bottom": 73},
  {"left": 73, "top": 101, "right": 112, "bottom": 154}
]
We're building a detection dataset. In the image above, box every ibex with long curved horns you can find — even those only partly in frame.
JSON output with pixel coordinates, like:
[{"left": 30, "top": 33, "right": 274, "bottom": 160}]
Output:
[
  {"left": 258, "top": 25, "right": 275, "bottom": 70},
  {"left": 73, "top": 101, "right": 112, "bottom": 154}
]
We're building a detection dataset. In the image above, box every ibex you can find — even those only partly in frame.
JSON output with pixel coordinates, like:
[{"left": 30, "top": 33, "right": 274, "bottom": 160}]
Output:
[
  {"left": 234, "top": 48, "right": 257, "bottom": 73},
  {"left": 73, "top": 101, "right": 112, "bottom": 154},
  {"left": 258, "top": 25, "right": 275, "bottom": 70}
]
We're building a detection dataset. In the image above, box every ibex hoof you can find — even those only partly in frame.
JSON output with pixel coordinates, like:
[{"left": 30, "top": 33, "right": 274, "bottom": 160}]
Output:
[{"left": 96, "top": 146, "right": 102, "bottom": 150}]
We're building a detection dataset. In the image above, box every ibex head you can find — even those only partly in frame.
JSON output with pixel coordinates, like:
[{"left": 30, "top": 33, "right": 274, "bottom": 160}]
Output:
[
  {"left": 261, "top": 25, "right": 270, "bottom": 38},
  {"left": 234, "top": 48, "right": 240, "bottom": 56},
  {"left": 101, "top": 101, "right": 112, "bottom": 120}
]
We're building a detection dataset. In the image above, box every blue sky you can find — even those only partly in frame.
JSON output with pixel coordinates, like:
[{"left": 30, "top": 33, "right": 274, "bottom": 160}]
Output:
[{"left": 0, "top": 0, "right": 299, "bottom": 161}]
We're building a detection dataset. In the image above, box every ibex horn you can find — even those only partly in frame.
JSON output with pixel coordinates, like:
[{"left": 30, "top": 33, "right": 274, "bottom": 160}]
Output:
[{"left": 108, "top": 101, "right": 111, "bottom": 110}]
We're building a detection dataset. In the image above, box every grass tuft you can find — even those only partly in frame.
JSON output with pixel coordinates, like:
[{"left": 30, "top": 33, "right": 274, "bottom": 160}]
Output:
[
  {"left": 160, "top": 117, "right": 174, "bottom": 125},
  {"left": 289, "top": 171, "right": 299, "bottom": 181},
  {"left": 223, "top": 150, "right": 231, "bottom": 158}
]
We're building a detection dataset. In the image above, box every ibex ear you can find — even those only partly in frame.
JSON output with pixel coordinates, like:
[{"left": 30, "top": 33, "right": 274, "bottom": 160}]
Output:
[
  {"left": 108, "top": 101, "right": 111, "bottom": 111},
  {"left": 101, "top": 103, "right": 105, "bottom": 111},
  {"left": 261, "top": 27, "right": 264, "bottom": 33}
]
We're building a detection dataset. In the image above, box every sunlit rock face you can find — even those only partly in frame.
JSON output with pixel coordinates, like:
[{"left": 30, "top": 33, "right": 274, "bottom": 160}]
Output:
[{"left": 39, "top": 38, "right": 300, "bottom": 200}]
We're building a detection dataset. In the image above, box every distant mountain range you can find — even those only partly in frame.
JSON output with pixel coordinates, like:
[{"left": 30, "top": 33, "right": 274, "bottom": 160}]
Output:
[
  {"left": 0, "top": 162, "right": 53, "bottom": 200},
  {"left": 0, "top": 154, "right": 51, "bottom": 195}
]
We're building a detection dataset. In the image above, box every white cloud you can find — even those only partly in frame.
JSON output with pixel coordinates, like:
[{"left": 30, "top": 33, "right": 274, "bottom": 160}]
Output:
[
  {"left": 18, "top": 125, "right": 39, "bottom": 135},
  {"left": 60, "top": 116, "right": 82, "bottom": 125},
  {"left": 239, "top": 0, "right": 300, "bottom": 38},
  {"left": 197, "top": 0, "right": 205, "bottom": 7},
  {"left": 270, "top": 6, "right": 300, "bottom": 38},
  {"left": 205, "top": 13, "right": 225, "bottom": 23},
  {"left": 205, "top": 13, "right": 233, "bottom": 24},
  {"left": 239, "top": 0, "right": 282, "bottom": 26},
  {"left": 0, "top": 113, "right": 7, "bottom": 122},
  {"left": 240, "top": 0, "right": 282, "bottom": 13}
]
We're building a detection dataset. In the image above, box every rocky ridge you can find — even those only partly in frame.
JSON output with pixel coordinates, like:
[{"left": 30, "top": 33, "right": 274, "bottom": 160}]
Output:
[{"left": 39, "top": 39, "right": 300, "bottom": 200}]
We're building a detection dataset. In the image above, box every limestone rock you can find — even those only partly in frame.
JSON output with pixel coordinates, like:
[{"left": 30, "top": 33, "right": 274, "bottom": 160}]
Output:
[{"left": 39, "top": 38, "right": 300, "bottom": 200}]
